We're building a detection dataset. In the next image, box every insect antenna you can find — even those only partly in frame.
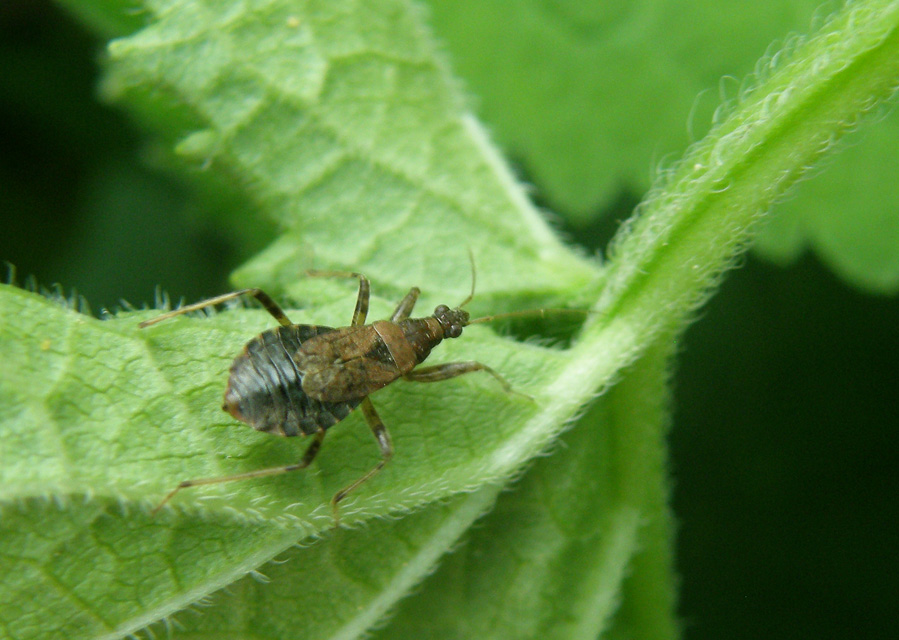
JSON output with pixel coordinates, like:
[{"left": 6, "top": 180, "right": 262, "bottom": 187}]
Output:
[
  {"left": 467, "top": 307, "right": 592, "bottom": 325},
  {"left": 459, "top": 250, "right": 593, "bottom": 326},
  {"left": 455, "top": 248, "right": 477, "bottom": 309}
]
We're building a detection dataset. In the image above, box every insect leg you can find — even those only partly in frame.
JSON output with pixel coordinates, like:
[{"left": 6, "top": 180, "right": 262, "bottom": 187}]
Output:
[
  {"left": 139, "top": 289, "right": 293, "bottom": 328},
  {"left": 331, "top": 397, "right": 393, "bottom": 511},
  {"left": 405, "top": 361, "right": 531, "bottom": 399},
  {"left": 151, "top": 430, "right": 326, "bottom": 515},
  {"left": 306, "top": 270, "right": 370, "bottom": 326},
  {"left": 390, "top": 287, "right": 421, "bottom": 322}
]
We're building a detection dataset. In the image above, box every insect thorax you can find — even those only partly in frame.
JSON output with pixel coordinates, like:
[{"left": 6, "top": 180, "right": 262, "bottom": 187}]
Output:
[{"left": 397, "top": 316, "right": 449, "bottom": 364}]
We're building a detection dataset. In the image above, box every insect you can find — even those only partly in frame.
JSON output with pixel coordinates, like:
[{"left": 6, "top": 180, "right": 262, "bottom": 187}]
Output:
[{"left": 140, "top": 264, "right": 583, "bottom": 517}]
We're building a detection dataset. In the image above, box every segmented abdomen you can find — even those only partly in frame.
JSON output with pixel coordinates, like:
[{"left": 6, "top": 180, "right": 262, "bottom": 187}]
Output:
[{"left": 223, "top": 324, "right": 363, "bottom": 437}]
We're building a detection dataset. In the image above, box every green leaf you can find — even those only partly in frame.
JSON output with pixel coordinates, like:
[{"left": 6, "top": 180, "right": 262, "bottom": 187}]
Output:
[
  {"left": 4, "top": 0, "right": 899, "bottom": 638},
  {"left": 138, "top": 488, "right": 504, "bottom": 640},
  {"left": 98, "top": 0, "right": 597, "bottom": 301},
  {"left": 0, "top": 281, "right": 587, "bottom": 639}
]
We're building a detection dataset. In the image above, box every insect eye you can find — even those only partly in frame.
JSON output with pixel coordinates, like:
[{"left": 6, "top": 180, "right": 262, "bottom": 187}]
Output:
[
  {"left": 446, "top": 324, "right": 463, "bottom": 338},
  {"left": 434, "top": 305, "right": 449, "bottom": 316}
]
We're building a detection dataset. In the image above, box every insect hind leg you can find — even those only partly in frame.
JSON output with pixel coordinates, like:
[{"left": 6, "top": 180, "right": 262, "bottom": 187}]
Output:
[
  {"left": 331, "top": 397, "right": 393, "bottom": 517},
  {"left": 151, "top": 430, "right": 326, "bottom": 515},
  {"left": 139, "top": 288, "right": 293, "bottom": 328}
]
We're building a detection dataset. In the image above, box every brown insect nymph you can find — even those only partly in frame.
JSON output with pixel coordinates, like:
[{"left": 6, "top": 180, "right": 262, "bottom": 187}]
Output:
[{"left": 140, "top": 266, "right": 546, "bottom": 517}]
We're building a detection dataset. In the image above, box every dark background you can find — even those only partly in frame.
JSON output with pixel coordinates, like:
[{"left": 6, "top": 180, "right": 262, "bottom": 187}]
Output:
[{"left": 2, "top": 3, "right": 896, "bottom": 638}]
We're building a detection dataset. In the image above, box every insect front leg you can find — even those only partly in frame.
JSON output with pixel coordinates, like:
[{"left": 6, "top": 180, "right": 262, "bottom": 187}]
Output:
[
  {"left": 306, "top": 270, "right": 370, "bottom": 326},
  {"left": 139, "top": 288, "right": 293, "bottom": 328},
  {"left": 331, "top": 397, "right": 393, "bottom": 513},
  {"left": 390, "top": 287, "right": 421, "bottom": 322},
  {"left": 404, "top": 361, "right": 531, "bottom": 399},
  {"left": 151, "top": 430, "right": 326, "bottom": 515}
]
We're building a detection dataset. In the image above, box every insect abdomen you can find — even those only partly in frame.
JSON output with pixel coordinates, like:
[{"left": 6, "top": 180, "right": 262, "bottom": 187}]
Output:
[{"left": 223, "top": 325, "right": 363, "bottom": 437}]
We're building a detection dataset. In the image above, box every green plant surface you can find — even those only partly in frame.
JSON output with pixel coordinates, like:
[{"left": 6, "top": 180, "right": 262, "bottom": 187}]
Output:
[
  {"left": 96, "top": 0, "right": 597, "bottom": 303},
  {"left": 2, "top": 0, "right": 899, "bottom": 639},
  {"left": 376, "top": 339, "right": 677, "bottom": 640}
]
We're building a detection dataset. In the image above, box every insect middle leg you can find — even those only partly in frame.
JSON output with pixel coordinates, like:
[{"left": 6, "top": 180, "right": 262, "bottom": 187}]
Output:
[
  {"left": 331, "top": 397, "right": 393, "bottom": 511},
  {"left": 151, "top": 429, "right": 327, "bottom": 515},
  {"left": 306, "top": 270, "right": 370, "bottom": 326},
  {"left": 139, "top": 288, "right": 293, "bottom": 328}
]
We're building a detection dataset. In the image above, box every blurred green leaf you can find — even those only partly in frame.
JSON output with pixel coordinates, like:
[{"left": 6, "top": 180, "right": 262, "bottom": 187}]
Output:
[
  {"left": 754, "top": 114, "right": 899, "bottom": 292},
  {"left": 427, "top": 0, "right": 899, "bottom": 294},
  {"left": 425, "top": 0, "right": 825, "bottom": 218}
]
